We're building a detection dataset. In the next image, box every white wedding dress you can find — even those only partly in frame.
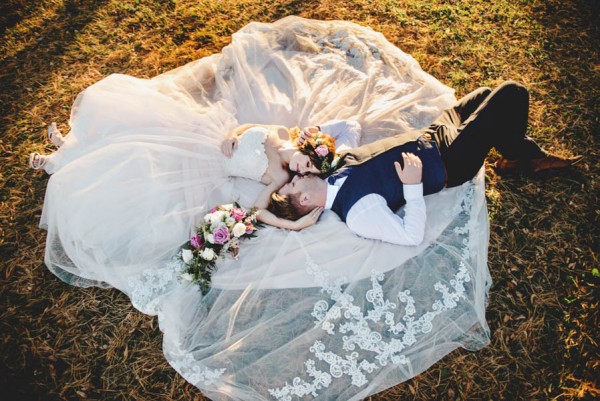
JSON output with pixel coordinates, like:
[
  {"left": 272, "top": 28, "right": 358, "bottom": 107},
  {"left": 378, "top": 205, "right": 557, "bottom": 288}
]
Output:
[{"left": 40, "top": 17, "right": 491, "bottom": 401}]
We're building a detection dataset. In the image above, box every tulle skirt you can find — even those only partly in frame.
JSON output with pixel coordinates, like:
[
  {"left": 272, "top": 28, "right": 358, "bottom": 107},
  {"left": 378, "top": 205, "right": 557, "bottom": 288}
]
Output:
[{"left": 40, "top": 17, "right": 491, "bottom": 400}]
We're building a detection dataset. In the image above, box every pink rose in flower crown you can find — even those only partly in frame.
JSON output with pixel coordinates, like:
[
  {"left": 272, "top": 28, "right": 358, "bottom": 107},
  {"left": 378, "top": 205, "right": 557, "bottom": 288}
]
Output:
[
  {"left": 212, "top": 225, "right": 231, "bottom": 245},
  {"left": 315, "top": 145, "right": 329, "bottom": 157},
  {"left": 231, "top": 208, "right": 246, "bottom": 222},
  {"left": 190, "top": 234, "right": 202, "bottom": 249}
]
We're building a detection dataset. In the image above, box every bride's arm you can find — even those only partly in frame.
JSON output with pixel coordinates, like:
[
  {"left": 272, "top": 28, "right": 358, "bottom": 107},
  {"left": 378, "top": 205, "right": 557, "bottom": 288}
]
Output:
[
  {"left": 318, "top": 120, "right": 362, "bottom": 151},
  {"left": 221, "top": 124, "right": 258, "bottom": 157},
  {"left": 253, "top": 182, "right": 322, "bottom": 230},
  {"left": 299, "top": 120, "right": 362, "bottom": 151},
  {"left": 257, "top": 208, "right": 322, "bottom": 231}
]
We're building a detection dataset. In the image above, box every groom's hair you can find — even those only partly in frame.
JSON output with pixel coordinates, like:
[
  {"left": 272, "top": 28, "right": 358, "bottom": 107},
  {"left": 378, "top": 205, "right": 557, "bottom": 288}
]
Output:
[{"left": 267, "top": 192, "right": 310, "bottom": 221}]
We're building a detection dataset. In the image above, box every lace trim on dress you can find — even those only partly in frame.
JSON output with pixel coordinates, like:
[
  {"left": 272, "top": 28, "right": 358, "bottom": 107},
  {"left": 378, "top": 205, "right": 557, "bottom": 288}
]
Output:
[
  {"left": 168, "top": 353, "right": 226, "bottom": 387},
  {"left": 267, "top": 260, "right": 471, "bottom": 400},
  {"left": 127, "top": 256, "right": 227, "bottom": 386},
  {"left": 127, "top": 256, "right": 182, "bottom": 315}
]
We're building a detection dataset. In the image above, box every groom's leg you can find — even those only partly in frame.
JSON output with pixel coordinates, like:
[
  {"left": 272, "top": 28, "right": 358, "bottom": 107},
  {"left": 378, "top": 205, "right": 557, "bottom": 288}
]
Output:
[
  {"left": 454, "top": 86, "right": 494, "bottom": 122},
  {"left": 429, "top": 86, "right": 492, "bottom": 155},
  {"left": 441, "top": 81, "right": 547, "bottom": 187}
]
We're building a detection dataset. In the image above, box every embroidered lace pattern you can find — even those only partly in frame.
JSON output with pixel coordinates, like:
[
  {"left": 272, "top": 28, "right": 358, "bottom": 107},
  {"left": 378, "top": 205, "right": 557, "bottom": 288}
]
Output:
[
  {"left": 127, "top": 256, "right": 227, "bottom": 385},
  {"left": 268, "top": 181, "right": 477, "bottom": 400},
  {"left": 127, "top": 256, "right": 183, "bottom": 315},
  {"left": 168, "top": 353, "right": 226, "bottom": 387}
]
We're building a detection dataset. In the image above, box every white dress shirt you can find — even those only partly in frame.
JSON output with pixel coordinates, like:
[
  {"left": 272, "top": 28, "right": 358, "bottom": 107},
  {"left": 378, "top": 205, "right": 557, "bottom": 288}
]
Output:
[{"left": 325, "top": 177, "right": 427, "bottom": 246}]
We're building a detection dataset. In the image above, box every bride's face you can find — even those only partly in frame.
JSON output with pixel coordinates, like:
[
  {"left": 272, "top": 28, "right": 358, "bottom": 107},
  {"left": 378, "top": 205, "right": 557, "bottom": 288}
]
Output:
[{"left": 290, "top": 151, "right": 320, "bottom": 175}]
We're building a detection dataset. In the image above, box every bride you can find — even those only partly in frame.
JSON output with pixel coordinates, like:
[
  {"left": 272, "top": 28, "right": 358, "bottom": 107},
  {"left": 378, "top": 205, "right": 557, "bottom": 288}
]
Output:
[
  {"left": 32, "top": 118, "right": 362, "bottom": 230},
  {"left": 35, "top": 17, "right": 491, "bottom": 401}
]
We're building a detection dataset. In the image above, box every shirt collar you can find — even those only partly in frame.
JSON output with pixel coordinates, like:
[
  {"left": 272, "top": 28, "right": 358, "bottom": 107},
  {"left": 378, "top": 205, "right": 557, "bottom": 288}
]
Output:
[
  {"left": 324, "top": 176, "right": 347, "bottom": 209},
  {"left": 325, "top": 184, "right": 339, "bottom": 209}
]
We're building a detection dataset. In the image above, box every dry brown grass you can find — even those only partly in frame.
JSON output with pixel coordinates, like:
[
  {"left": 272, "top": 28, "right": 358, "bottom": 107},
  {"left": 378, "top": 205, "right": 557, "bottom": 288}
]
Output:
[{"left": 1, "top": 0, "right": 598, "bottom": 400}]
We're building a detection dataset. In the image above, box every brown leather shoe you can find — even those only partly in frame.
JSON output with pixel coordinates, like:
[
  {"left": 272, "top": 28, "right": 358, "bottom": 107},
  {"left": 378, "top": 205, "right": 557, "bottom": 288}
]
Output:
[
  {"left": 530, "top": 154, "right": 583, "bottom": 173},
  {"left": 494, "top": 154, "right": 583, "bottom": 174}
]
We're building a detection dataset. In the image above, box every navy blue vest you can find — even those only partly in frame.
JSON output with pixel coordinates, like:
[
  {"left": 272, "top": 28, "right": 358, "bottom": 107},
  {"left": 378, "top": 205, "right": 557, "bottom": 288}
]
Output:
[{"left": 330, "top": 139, "right": 446, "bottom": 221}]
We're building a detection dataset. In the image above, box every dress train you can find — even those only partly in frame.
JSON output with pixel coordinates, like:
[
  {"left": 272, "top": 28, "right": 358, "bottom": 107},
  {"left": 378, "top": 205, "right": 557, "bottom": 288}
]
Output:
[{"left": 40, "top": 17, "right": 490, "bottom": 400}]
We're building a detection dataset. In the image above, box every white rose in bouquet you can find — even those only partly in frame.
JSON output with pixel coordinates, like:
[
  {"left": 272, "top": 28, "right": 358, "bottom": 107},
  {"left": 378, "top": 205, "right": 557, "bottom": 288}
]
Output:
[
  {"left": 210, "top": 211, "right": 227, "bottom": 225},
  {"left": 180, "top": 273, "right": 194, "bottom": 281},
  {"left": 232, "top": 222, "right": 247, "bottom": 238},
  {"left": 201, "top": 248, "right": 216, "bottom": 261},
  {"left": 181, "top": 249, "right": 194, "bottom": 263},
  {"left": 221, "top": 203, "right": 234, "bottom": 210}
]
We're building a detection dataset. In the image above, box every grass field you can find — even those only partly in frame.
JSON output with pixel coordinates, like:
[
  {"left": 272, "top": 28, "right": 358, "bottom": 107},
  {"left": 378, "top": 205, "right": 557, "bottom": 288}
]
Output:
[{"left": 1, "top": 0, "right": 598, "bottom": 400}]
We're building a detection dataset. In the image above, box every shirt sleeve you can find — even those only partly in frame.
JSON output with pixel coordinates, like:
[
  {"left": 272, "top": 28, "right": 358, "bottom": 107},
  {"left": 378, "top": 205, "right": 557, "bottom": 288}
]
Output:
[
  {"left": 345, "top": 184, "right": 426, "bottom": 246},
  {"left": 318, "top": 120, "right": 362, "bottom": 151}
]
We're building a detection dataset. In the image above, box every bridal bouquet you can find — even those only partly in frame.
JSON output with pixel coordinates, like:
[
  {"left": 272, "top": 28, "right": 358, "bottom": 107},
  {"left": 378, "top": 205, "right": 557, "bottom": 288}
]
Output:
[{"left": 179, "top": 203, "right": 260, "bottom": 294}]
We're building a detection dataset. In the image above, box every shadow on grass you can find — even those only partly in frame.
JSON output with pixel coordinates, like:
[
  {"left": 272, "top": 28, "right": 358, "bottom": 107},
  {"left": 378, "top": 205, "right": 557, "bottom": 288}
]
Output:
[
  {"left": 0, "top": 0, "right": 109, "bottom": 125},
  {"left": 0, "top": 1, "right": 43, "bottom": 36},
  {"left": 484, "top": 3, "right": 600, "bottom": 399},
  {"left": 527, "top": 0, "right": 599, "bottom": 150}
]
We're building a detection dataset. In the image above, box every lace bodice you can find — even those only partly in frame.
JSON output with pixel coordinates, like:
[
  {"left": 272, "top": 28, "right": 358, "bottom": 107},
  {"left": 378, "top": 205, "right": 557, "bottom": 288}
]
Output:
[{"left": 223, "top": 126, "right": 269, "bottom": 181}]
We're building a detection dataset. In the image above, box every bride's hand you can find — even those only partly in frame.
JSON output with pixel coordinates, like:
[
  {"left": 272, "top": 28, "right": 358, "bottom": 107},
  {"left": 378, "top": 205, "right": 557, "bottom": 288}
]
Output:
[
  {"left": 293, "top": 207, "right": 324, "bottom": 230},
  {"left": 221, "top": 137, "right": 239, "bottom": 157}
]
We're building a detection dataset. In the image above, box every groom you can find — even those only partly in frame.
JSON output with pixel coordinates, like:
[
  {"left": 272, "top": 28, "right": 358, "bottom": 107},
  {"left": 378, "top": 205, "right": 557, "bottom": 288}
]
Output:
[{"left": 268, "top": 81, "right": 582, "bottom": 245}]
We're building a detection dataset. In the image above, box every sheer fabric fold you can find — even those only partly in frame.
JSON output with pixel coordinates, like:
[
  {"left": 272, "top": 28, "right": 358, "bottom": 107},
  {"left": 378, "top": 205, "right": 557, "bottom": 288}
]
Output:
[{"left": 40, "top": 17, "right": 491, "bottom": 400}]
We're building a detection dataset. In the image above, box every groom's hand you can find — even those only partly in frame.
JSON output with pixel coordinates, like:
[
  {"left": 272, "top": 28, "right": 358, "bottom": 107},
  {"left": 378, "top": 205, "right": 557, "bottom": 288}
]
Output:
[{"left": 394, "top": 152, "right": 422, "bottom": 185}]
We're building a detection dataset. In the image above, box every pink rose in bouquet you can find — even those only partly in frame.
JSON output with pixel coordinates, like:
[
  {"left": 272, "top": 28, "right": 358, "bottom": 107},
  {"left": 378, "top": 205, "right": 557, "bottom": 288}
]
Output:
[
  {"left": 231, "top": 208, "right": 246, "bottom": 222},
  {"left": 190, "top": 234, "right": 202, "bottom": 249},
  {"left": 212, "top": 225, "right": 231, "bottom": 245}
]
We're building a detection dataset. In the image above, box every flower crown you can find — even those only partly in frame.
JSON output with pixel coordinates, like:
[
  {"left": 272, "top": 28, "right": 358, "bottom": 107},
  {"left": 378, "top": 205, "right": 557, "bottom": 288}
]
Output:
[{"left": 311, "top": 132, "right": 336, "bottom": 174}]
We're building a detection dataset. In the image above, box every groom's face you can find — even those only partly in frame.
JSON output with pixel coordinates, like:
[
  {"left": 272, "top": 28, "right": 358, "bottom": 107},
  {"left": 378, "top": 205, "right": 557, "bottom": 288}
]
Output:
[
  {"left": 278, "top": 174, "right": 320, "bottom": 208},
  {"left": 279, "top": 174, "right": 310, "bottom": 196}
]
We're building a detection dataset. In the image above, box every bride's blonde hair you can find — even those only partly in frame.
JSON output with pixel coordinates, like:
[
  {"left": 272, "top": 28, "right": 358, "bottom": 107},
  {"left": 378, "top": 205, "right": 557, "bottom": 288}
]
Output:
[{"left": 289, "top": 127, "right": 336, "bottom": 175}]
